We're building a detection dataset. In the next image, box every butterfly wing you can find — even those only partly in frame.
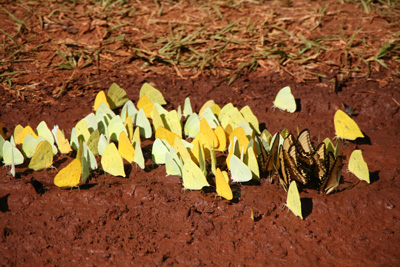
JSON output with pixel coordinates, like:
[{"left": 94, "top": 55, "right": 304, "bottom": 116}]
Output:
[
  {"left": 265, "top": 134, "right": 279, "bottom": 172},
  {"left": 285, "top": 145, "right": 308, "bottom": 185},
  {"left": 256, "top": 135, "right": 269, "bottom": 174},
  {"left": 278, "top": 146, "right": 290, "bottom": 191},
  {"left": 312, "top": 142, "right": 326, "bottom": 181},
  {"left": 297, "top": 129, "right": 314, "bottom": 155},
  {"left": 319, "top": 154, "right": 343, "bottom": 194}
]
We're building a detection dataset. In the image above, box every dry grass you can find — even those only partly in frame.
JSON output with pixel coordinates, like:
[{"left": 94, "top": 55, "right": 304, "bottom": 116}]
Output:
[{"left": 0, "top": 0, "right": 399, "bottom": 94}]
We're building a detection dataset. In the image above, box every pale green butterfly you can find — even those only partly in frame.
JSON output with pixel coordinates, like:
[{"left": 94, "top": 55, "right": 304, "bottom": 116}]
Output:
[
  {"left": 348, "top": 150, "right": 370, "bottom": 183},
  {"left": 97, "top": 134, "right": 109, "bottom": 156},
  {"left": 36, "top": 121, "right": 58, "bottom": 155},
  {"left": 96, "top": 102, "right": 116, "bottom": 121},
  {"left": 2, "top": 141, "right": 24, "bottom": 177},
  {"left": 96, "top": 110, "right": 109, "bottom": 136},
  {"left": 184, "top": 113, "right": 200, "bottom": 138},
  {"left": 136, "top": 108, "right": 152, "bottom": 139},
  {"left": 177, "top": 105, "right": 182, "bottom": 122},
  {"left": 165, "top": 110, "right": 182, "bottom": 137},
  {"left": 107, "top": 115, "right": 126, "bottom": 142},
  {"left": 79, "top": 141, "right": 97, "bottom": 183},
  {"left": 152, "top": 138, "right": 172, "bottom": 165},
  {"left": 229, "top": 154, "right": 252, "bottom": 183},
  {"left": 75, "top": 119, "right": 91, "bottom": 142},
  {"left": 69, "top": 127, "right": 79, "bottom": 151},
  {"left": 120, "top": 100, "right": 138, "bottom": 123},
  {"left": 182, "top": 158, "right": 210, "bottom": 190},
  {"left": 36, "top": 121, "right": 55, "bottom": 145},
  {"left": 133, "top": 140, "right": 145, "bottom": 169},
  {"left": 107, "top": 83, "right": 129, "bottom": 109},
  {"left": 83, "top": 113, "right": 98, "bottom": 133},
  {"left": 245, "top": 141, "right": 260, "bottom": 181},
  {"left": 165, "top": 146, "right": 183, "bottom": 176},
  {"left": 183, "top": 97, "right": 193, "bottom": 118},
  {"left": 0, "top": 135, "right": 5, "bottom": 159},
  {"left": 22, "top": 134, "right": 46, "bottom": 158},
  {"left": 87, "top": 129, "right": 100, "bottom": 156},
  {"left": 273, "top": 86, "right": 296, "bottom": 113}
]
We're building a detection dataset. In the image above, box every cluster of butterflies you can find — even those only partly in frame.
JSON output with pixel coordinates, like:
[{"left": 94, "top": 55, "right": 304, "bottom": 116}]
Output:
[{"left": 0, "top": 84, "right": 371, "bottom": 219}]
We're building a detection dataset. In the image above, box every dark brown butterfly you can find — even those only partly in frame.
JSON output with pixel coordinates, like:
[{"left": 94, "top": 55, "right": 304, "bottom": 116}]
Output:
[
  {"left": 283, "top": 133, "right": 295, "bottom": 152},
  {"left": 312, "top": 142, "right": 326, "bottom": 181},
  {"left": 297, "top": 129, "right": 314, "bottom": 155},
  {"left": 278, "top": 146, "right": 290, "bottom": 191},
  {"left": 319, "top": 152, "right": 343, "bottom": 194},
  {"left": 257, "top": 134, "right": 280, "bottom": 174},
  {"left": 295, "top": 129, "right": 314, "bottom": 166},
  {"left": 285, "top": 145, "right": 309, "bottom": 184}
]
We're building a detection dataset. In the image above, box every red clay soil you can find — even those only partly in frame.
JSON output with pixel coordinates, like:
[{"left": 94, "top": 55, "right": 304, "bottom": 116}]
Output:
[{"left": 1, "top": 71, "right": 400, "bottom": 266}]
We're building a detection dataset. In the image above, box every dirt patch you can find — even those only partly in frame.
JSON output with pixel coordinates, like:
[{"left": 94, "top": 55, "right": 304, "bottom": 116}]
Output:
[
  {"left": 1, "top": 0, "right": 400, "bottom": 266},
  {"left": 1, "top": 71, "right": 400, "bottom": 265}
]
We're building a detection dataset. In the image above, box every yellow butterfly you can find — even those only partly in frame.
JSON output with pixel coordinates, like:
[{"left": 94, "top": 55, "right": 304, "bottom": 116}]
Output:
[
  {"left": 54, "top": 158, "right": 81, "bottom": 188},
  {"left": 28, "top": 141, "right": 53, "bottom": 171},
  {"left": 218, "top": 103, "right": 246, "bottom": 130},
  {"left": 101, "top": 143, "right": 126, "bottom": 177},
  {"left": 93, "top": 91, "right": 110, "bottom": 111},
  {"left": 52, "top": 125, "right": 72, "bottom": 154},
  {"left": 240, "top": 105, "right": 260, "bottom": 134},
  {"left": 118, "top": 132, "right": 135, "bottom": 163},
  {"left": 334, "top": 109, "right": 364, "bottom": 140},
  {"left": 137, "top": 95, "right": 154, "bottom": 118},
  {"left": 17, "top": 125, "right": 38, "bottom": 145},
  {"left": 286, "top": 181, "right": 303, "bottom": 219},
  {"left": 348, "top": 150, "right": 370, "bottom": 183},
  {"left": 139, "top": 82, "right": 167, "bottom": 106},
  {"left": 215, "top": 168, "right": 233, "bottom": 200}
]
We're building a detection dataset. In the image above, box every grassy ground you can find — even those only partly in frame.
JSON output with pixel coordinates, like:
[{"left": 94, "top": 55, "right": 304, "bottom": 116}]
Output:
[{"left": 1, "top": 0, "right": 399, "bottom": 96}]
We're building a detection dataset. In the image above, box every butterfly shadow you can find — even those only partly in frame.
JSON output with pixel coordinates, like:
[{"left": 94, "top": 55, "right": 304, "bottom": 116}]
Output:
[
  {"left": 231, "top": 184, "right": 242, "bottom": 203},
  {"left": 295, "top": 99, "right": 302, "bottom": 112},
  {"left": 79, "top": 183, "right": 98, "bottom": 190},
  {"left": 353, "top": 133, "right": 371, "bottom": 146},
  {"left": 301, "top": 197, "right": 313, "bottom": 219},
  {"left": 0, "top": 194, "right": 10, "bottom": 212},
  {"left": 30, "top": 179, "right": 48, "bottom": 195},
  {"left": 52, "top": 157, "right": 69, "bottom": 169},
  {"left": 370, "top": 170, "right": 380, "bottom": 184},
  {"left": 259, "top": 123, "right": 267, "bottom": 132},
  {"left": 124, "top": 163, "right": 132, "bottom": 177}
]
